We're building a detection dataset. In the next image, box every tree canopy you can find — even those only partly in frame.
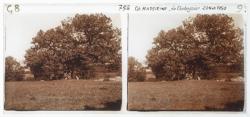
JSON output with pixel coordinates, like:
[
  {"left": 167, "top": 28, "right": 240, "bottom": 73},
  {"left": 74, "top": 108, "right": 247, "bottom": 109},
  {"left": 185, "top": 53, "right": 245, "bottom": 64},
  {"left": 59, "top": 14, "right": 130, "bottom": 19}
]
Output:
[
  {"left": 147, "top": 14, "right": 243, "bottom": 80},
  {"left": 25, "top": 14, "right": 121, "bottom": 80}
]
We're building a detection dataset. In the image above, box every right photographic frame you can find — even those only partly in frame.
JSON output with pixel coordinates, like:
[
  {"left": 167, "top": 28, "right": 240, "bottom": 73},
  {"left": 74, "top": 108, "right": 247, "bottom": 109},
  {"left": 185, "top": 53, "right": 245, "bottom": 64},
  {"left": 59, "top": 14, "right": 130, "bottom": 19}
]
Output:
[{"left": 128, "top": 13, "right": 245, "bottom": 111}]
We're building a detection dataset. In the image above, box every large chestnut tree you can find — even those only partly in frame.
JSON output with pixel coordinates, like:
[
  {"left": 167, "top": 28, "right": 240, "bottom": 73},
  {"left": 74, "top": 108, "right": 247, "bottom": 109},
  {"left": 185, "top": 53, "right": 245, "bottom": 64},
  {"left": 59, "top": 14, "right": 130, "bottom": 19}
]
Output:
[
  {"left": 25, "top": 14, "right": 121, "bottom": 80},
  {"left": 147, "top": 14, "right": 243, "bottom": 80}
]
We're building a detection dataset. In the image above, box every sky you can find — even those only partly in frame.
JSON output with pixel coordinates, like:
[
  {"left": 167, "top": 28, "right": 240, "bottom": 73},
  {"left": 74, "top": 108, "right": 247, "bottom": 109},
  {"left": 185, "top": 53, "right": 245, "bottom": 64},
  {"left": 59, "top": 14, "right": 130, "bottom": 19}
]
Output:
[
  {"left": 128, "top": 13, "right": 244, "bottom": 64},
  {"left": 5, "top": 13, "right": 121, "bottom": 63}
]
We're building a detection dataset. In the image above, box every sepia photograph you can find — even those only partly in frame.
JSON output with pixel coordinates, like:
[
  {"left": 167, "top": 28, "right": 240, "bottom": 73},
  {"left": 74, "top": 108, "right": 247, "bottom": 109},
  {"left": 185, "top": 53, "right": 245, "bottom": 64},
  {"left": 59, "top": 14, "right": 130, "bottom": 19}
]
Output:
[
  {"left": 4, "top": 12, "right": 122, "bottom": 111},
  {"left": 128, "top": 13, "right": 244, "bottom": 111}
]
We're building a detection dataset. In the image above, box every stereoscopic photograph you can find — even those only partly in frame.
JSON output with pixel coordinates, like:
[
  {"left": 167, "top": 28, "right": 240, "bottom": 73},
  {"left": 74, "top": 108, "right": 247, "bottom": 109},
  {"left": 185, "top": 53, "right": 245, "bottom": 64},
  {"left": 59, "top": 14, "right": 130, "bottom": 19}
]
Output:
[
  {"left": 4, "top": 13, "right": 122, "bottom": 110},
  {"left": 128, "top": 13, "right": 244, "bottom": 111}
]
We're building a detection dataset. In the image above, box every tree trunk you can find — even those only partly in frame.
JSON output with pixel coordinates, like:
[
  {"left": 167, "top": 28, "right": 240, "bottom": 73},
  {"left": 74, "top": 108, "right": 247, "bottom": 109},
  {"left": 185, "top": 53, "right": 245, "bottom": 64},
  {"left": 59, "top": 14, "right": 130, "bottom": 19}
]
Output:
[
  {"left": 71, "top": 68, "right": 75, "bottom": 79},
  {"left": 192, "top": 66, "right": 196, "bottom": 80}
]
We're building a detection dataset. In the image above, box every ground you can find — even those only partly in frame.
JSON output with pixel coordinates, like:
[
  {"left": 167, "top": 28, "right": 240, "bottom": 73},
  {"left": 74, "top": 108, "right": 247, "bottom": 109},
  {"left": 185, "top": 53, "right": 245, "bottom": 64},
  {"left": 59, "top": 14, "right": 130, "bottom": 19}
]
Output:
[
  {"left": 5, "top": 80, "right": 121, "bottom": 111},
  {"left": 128, "top": 80, "right": 244, "bottom": 111}
]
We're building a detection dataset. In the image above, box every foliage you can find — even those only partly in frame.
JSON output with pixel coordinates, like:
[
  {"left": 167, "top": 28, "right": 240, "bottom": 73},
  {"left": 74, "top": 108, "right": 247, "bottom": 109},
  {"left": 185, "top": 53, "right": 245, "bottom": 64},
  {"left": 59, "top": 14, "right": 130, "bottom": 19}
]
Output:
[
  {"left": 128, "top": 57, "right": 146, "bottom": 82},
  {"left": 5, "top": 56, "right": 25, "bottom": 81},
  {"left": 147, "top": 14, "right": 243, "bottom": 80},
  {"left": 25, "top": 14, "right": 121, "bottom": 80}
]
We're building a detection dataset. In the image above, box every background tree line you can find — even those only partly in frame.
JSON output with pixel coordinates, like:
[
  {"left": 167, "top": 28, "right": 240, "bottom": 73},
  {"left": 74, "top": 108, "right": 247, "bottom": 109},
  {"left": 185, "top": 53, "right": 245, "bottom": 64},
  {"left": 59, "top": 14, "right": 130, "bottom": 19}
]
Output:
[
  {"left": 5, "top": 13, "right": 121, "bottom": 81},
  {"left": 5, "top": 56, "right": 25, "bottom": 81},
  {"left": 147, "top": 14, "right": 243, "bottom": 81},
  {"left": 128, "top": 57, "right": 146, "bottom": 82}
]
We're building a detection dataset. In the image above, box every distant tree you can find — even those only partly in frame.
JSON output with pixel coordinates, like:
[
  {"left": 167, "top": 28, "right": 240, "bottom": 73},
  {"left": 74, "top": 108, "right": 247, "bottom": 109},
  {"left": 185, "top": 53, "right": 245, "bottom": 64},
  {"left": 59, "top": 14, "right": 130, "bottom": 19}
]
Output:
[
  {"left": 128, "top": 57, "right": 146, "bottom": 82},
  {"left": 5, "top": 56, "right": 25, "bottom": 81},
  {"left": 147, "top": 14, "right": 243, "bottom": 80},
  {"left": 25, "top": 14, "right": 121, "bottom": 80}
]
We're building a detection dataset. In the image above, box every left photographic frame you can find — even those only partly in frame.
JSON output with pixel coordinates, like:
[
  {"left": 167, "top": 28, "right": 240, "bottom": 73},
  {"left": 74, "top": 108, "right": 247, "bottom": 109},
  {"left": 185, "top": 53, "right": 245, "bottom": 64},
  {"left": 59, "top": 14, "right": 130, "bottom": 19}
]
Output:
[{"left": 4, "top": 4, "right": 122, "bottom": 111}]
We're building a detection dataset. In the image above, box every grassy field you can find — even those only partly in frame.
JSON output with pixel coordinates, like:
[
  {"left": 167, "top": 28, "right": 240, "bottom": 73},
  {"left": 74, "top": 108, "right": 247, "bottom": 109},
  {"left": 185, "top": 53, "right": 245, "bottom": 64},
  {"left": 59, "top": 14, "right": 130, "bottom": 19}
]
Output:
[
  {"left": 128, "top": 80, "right": 244, "bottom": 111},
  {"left": 5, "top": 80, "right": 121, "bottom": 111}
]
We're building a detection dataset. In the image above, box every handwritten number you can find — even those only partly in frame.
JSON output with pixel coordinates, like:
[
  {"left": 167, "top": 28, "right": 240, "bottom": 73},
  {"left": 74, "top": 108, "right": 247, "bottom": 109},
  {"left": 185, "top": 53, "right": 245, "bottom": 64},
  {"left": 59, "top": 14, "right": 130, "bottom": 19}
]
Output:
[{"left": 6, "top": 4, "right": 20, "bottom": 14}]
